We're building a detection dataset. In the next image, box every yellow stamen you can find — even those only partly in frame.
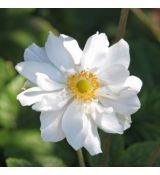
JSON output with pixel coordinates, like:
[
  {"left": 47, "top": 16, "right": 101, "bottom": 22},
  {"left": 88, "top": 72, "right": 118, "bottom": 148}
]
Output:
[{"left": 67, "top": 71, "right": 100, "bottom": 101}]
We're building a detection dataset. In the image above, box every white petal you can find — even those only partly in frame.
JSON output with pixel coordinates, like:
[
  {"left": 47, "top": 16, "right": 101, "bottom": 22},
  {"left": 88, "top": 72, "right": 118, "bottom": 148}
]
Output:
[
  {"left": 45, "top": 32, "right": 76, "bottom": 71},
  {"left": 116, "top": 113, "right": 132, "bottom": 130},
  {"left": 40, "top": 109, "right": 65, "bottom": 142},
  {"left": 97, "top": 85, "right": 113, "bottom": 97},
  {"left": 97, "top": 64, "right": 129, "bottom": 84},
  {"left": 92, "top": 103, "right": 124, "bottom": 134},
  {"left": 15, "top": 61, "right": 66, "bottom": 89},
  {"left": 32, "top": 88, "right": 71, "bottom": 112},
  {"left": 17, "top": 87, "right": 45, "bottom": 106},
  {"left": 62, "top": 100, "right": 88, "bottom": 150},
  {"left": 100, "top": 90, "right": 141, "bottom": 115},
  {"left": 105, "top": 75, "right": 142, "bottom": 95},
  {"left": 80, "top": 32, "right": 109, "bottom": 70},
  {"left": 124, "top": 76, "right": 142, "bottom": 93},
  {"left": 106, "top": 39, "right": 130, "bottom": 69},
  {"left": 60, "top": 34, "right": 82, "bottom": 64},
  {"left": 36, "top": 72, "right": 65, "bottom": 91},
  {"left": 83, "top": 119, "right": 102, "bottom": 155},
  {"left": 24, "top": 43, "right": 50, "bottom": 63}
]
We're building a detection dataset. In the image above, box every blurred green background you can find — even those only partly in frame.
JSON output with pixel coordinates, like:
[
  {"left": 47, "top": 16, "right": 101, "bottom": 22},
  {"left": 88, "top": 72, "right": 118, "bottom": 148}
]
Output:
[{"left": 0, "top": 8, "right": 160, "bottom": 167}]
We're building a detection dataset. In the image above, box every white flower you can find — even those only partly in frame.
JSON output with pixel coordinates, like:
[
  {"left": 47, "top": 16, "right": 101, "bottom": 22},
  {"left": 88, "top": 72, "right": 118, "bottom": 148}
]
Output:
[{"left": 15, "top": 32, "right": 142, "bottom": 155}]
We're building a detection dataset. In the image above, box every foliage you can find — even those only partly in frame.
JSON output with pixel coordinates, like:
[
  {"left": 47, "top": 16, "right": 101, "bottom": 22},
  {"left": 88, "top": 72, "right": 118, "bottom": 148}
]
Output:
[{"left": 0, "top": 9, "right": 160, "bottom": 167}]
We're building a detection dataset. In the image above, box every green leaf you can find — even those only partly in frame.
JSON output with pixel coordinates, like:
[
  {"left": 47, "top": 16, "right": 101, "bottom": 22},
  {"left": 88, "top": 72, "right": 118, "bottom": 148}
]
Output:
[
  {"left": 9, "top": 31, "right": 36, "bottom": 48},
  {"left": 35, "top": 155, "right": 66, "bottom": 167},
  {"left": 108, "top": 135, "right": 125, "bottom": 166},
  {"left": 135, "top": 122, "right": 160, "bottom": 141},
  {"left": 87, "top": 134, "right": 125, "bottom": 167},
  {"left": 0, "top": 75, "right": 25, "bottom": 128},
  {"left": 6, "top": 9, "right": 35, "bottom": 16},
  {"left": 86, "top": 150, "right": 103, "bottom": 167},
  {"left": 0, "top": 129, "right": 75, "bottom": 166},
  {"left": 30, "top": 17, "right": 59, "bottom": 36},
  {"left": 130, "top": 39, "right": 160, "bottom": 87},
  {"left": 51, "top": 139, "right": 78, "bottom": 166},
  {"left": 0, "top": 11, "right": 59, "bottom": 62},
  {"left": 119, "top": 141, "right": 160, "bottom": 166},
  {"left": 0, "top": 59, "right": 16, "bottom": 88},
  {"left": 125, "top": 88, "right": 160, "bottom": 145},
  {"left": 0, "top": 59, "right": 25, "bottom": 128},
  {"left": 6, "top": 158, "right": 32, "bottom": 167}
]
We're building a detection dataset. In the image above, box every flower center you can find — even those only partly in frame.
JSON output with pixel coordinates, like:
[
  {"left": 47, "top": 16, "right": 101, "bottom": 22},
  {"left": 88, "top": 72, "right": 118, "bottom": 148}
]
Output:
[
  {"left": 67, "top": 71, "right": 100, "bottom": 101},
  {"left": 76, "top": 79, "right": 90, "bottom": 93}
]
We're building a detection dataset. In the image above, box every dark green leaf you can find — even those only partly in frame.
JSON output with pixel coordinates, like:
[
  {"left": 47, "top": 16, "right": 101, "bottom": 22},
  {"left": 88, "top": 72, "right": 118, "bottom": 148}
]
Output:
[{"left": 119, "top": 142, "right": 160, "bottom": 166}]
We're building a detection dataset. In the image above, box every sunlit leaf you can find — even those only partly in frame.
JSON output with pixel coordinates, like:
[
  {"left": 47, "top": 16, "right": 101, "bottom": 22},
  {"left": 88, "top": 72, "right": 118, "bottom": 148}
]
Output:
[
  {"left": 6, "top": 157, "right": 32, "bottom": 167},
  {"left": 0, "top": 60, "right": 25, "bottom": 128}
]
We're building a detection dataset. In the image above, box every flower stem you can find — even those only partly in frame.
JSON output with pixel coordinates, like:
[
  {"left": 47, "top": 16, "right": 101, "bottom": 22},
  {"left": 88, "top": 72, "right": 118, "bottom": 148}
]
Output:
[
  {"left": 77, "top": 149, "right": 85, "bottom": 167},
  {"left": 146, "top": 144, "right": 160, "bottom": 166},
  {"left": 115, "top": 8, "right": 130, "bottom": 42},
  {"left": 101, "top": 134, "right": 110, "bottom": 166}
]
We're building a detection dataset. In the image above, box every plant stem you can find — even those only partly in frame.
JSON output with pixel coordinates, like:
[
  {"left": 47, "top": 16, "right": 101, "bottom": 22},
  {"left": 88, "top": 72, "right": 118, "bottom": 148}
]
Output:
[
  {"left": 101, "top": 134, "right": 110, "bottom": 166},
  {"left": 131, "top": 8, "right": 150, "bottom": 27},
  {"left": 131, "top": 8, "right": 160, "bottom": 41},
  {"left": 146, "top": 144, "right": 160, "bottom": 166},
  {"left": 77, "top": 149, "right": 85, "bottom": 167},
  {"left": 115, "top": 8, "right": 130, "bottom": 42}
]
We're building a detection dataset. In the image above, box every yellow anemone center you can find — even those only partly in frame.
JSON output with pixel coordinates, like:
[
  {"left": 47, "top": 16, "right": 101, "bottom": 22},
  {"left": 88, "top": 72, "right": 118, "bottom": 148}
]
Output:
[
  {"left": 67, "top": 71, "right": 100, "bottom": 101},
  {"left": 76, "top": 79, "right": 90, "bottom": 93}
]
